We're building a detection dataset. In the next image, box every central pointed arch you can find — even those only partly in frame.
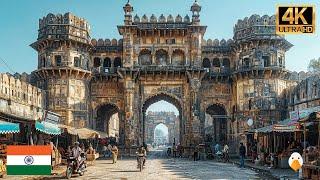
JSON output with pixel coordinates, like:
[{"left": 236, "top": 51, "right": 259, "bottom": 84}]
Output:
[{"left": 141, "top": 93, "right": 183, "bottom": 145}]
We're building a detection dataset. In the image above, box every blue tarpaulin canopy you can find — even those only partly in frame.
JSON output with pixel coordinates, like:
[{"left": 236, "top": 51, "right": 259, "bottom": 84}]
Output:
[
  {"left": 36, "top": 121, "right": 61, "bottom": 135},
  {"left": 0, "top": 120, "right": 20, "bottom": 134}
]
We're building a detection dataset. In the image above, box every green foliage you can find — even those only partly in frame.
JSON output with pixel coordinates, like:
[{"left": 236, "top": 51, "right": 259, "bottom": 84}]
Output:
[{"left": 308, "top": 57, "right": 320, "bottom": 73}]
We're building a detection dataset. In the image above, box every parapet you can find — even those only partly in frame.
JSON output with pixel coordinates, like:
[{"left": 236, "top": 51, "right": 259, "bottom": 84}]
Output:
[
  {"left": 39, "top": 12, "right": 90, "bottom": 31},
  {"left": 133, "top": 14, "right": 190, "bottom": 24},
  {"left": 233, "top": 14, "right": 280, "bottom": 41},
  {"left": 37, "top": 12, "right": 91, "bottom": 44},
  {"left": 202, "top": 39, "right": 234, "bottom": 46},
  {"left": 91, "top": 38, "right": 123, "bottom": 47}
]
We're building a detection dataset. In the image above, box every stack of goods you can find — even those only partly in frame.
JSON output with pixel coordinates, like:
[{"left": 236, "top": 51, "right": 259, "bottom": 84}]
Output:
[{"left": 0, "top": 144, "right": 7, "bottom": 177}]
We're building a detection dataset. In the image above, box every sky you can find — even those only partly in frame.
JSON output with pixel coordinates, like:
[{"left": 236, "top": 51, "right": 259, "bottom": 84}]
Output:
[
  {"left": 0, "top": 0, "right": 319, "bottom": 73},
  {"left": 0, "top": 0, "right": 319, "bottom": 112},
  {"left": 147, "top": 100, "right": 179, "bottom": 115}
]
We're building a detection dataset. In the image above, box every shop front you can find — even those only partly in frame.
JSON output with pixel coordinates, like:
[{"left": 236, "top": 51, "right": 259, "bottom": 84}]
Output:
[
  {"left": 253, "top": 119, "right": 302, "bottom": 168},
  {"left": 0, "top": 120, "right": 20, "bottom": 177},
  {"left": 300, "top": 111, "right": 320, "bottom": 179}
]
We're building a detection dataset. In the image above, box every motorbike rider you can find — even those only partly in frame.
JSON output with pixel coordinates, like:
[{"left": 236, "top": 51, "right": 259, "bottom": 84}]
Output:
[
  {"left": 71, "top": 141, "right": 83, "bottom": 172},
  {"left": 136, "top": 145, "right": 147, "bottom": 167}
]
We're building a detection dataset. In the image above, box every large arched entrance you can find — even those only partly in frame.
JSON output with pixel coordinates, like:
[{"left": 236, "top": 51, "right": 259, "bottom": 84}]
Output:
[
  {"left": 95, "top": 103, "right": 120, "bottom": 138},
  {"left": 205, "top": 104, "right": 228, "bottom": 144},
  {"left": 141, "top": 93, "right": 182, "bottom": 146}
]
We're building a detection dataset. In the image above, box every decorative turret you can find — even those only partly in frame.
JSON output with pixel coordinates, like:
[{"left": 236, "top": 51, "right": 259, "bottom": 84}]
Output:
[
  {"left": 123, "top": 0, "right": 133, "bottom": 25},
  {"left": 191, "top": 0, "right": 201, "bottom": 25},
  {"left": 30, "top": 13, "right": 91, "bottom": 127},
  {"left": 233, "top": 14, "right": 293, "bottom": 73}
]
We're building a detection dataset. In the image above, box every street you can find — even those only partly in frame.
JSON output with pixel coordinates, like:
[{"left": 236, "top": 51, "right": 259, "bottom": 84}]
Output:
[
  {"left": 4, "top": 148, "right": 275, "bottom": 180},
  {"left": 74, "top": 148, "right": 272, "bottom": 180}
]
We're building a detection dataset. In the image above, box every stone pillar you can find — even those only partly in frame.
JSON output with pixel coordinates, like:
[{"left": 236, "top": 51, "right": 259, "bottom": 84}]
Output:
[
  {"left": 190, "top": 78, "right": 202, "bottom": 145},
  {"left": 123, "top": 79, "right": 137, "bottom": 148}
]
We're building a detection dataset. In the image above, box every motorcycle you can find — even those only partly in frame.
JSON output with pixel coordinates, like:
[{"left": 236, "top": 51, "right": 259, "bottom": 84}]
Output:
[
  {"left": 137, "top": 155, "right": 144, "bottom": 172},
  {"left": 66, "top": 152, "right": 87, "bottom": 179}
]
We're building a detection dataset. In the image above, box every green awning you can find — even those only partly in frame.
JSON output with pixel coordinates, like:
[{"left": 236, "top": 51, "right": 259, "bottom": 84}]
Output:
[
  {"left": 0, "top": 120, "right": 20, "bottom": 134},
  {"left": 36, "top": 121, "right": 61, "bottom": 135}
]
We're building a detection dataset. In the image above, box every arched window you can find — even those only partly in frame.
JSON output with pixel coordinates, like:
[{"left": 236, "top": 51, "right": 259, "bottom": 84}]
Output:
[
  {"left": 212, "top": 58, "right": 220, "bottom": 67},
  {"left": 263, "top": 55, "right": 270, "bottom": 67},
  {"left": 114, "top": 57, "right": 122, "bottom": 68},
  {"left": 243, "top": 58, "right": 250, "bottom": 68},
  {"left": 93, "top": 57, "right": 101, "bottom": 67},
  {"left": 103, "top": 57, "right": 111, "bottom": 68},
  {"left": 55, "top": 55, "right": 62, "bottom": 67},
  {"left": 172, "top": 49, "right": 185, "bottom": 65},
  {"left": 222, "top": 58, "right": 230, "bottom": 68},
  {"left": 155, "top": 49, "right": 168, "bottom": 65},
  {"left": 278, "top": 56, "right": 283, "bottom": 67},
  {"left": 42, "top": 57, "right": 46, "bottom": 67},
  {"left": 202, "top": 58, "right": 211, "bottom": 68},
  {"left": 74, "top": 57, "right": 81, "bottom": 67},
  {"left": 139, "top": 49, "right": 152, "bottom": 65}
]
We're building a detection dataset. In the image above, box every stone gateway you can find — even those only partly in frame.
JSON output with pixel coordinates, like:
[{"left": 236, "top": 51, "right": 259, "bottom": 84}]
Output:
[{"left": 30, "top": 1, "right": 295, "bottom": 152}]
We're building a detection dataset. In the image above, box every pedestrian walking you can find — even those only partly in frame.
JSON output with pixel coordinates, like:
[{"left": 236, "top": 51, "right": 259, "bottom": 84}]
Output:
[
  {"left": 223, "top": 143, "right": 229, "bottom": 162},
  {"left": 172, "top": 143, "right": 177, "bottom": 158},
  {"left": 102, "top": 144, "right": 107, "bottom": 158},
  {"left": 239, "top": 142, "right": 246, "bottom": 168},
  {"left": 193, "top": 145, "right": 199, "bottom": 161},
  {"left": 111, "top": 145, "right": 119, "bottom": 164},
  {"left": 107, "top": 144, "right": 112, "bottom": 157}
]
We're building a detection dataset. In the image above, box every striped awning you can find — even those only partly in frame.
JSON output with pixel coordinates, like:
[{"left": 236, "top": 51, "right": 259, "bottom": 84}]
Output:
[
  {"left": 36, "top": 121, "right": 61, "bottom": 135},
  {"left": 0, "top": 120, "right": 20, "bottom": 134}
]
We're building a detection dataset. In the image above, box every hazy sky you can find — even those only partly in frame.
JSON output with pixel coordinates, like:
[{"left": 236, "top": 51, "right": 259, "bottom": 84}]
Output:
[
  {"left": 147, "top": 100, "right": 179, "bottom": 115},
  {"left": 0, "top": 0, "right": 319, "bottom": 112}
]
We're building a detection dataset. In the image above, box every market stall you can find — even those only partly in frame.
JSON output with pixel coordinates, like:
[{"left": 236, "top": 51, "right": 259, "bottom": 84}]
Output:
[
  {"left": 253, "top": 119, "right": 302, "bottom": 168},
  {"left": 35, "top": 120, "right": 62, "bottom": 168},
  {"left": 75, "top": 128, "right": 101, "bottom": 164},
  {"left": 0, "top": 120, "right": 20, "bottom": 177},
  {"left": 300, "top": 112, "right": 320, "bottom": 179}
]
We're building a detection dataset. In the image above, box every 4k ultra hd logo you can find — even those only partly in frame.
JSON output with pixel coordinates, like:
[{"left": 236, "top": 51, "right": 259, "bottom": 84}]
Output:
[{"left": 276, "top": 5, "right": 315, "bottom": 34}]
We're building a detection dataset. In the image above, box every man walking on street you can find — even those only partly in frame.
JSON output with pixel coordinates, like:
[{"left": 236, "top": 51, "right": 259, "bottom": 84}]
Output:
[
  {"left": 111, "top": 145, "right": 119, "bottom": 164},
  {"left": 172, "top": 143, "right": 177, "bottom": 158},
  {"left": 239, "top": 142, "right": 246, "bottom": 168}
]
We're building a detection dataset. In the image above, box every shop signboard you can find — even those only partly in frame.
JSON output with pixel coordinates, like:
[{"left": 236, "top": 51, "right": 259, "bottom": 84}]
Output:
[
  {"left": 290, "top": 106, "right": 320, "bottom": 121},
  {"left": 42, "top": 110, "right": 60, "bottom": 124}
]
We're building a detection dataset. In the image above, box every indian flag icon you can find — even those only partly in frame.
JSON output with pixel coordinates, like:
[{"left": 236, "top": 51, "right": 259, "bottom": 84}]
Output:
[{"left": 7, "top": 145, "right": 51, "bottom": 175}]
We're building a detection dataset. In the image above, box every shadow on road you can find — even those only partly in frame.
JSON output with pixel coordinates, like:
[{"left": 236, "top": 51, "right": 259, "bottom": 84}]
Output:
[{"left": 111, "top": 170, "right": 140, "bottom": 173}]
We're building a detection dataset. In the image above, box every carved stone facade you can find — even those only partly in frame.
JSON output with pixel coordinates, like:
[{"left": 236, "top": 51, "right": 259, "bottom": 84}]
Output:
[{"left": 28, "top": 1, "right": 298, "bottom": 149}]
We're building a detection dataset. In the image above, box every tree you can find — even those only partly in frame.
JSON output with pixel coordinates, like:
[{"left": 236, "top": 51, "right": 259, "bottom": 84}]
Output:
[{"left": 308, "top": 57, "right": 320, "bottom": 73}]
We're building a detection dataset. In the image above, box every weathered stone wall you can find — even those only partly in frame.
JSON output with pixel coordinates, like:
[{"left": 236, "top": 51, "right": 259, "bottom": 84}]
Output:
[{"left": 0, "top": 73, "right": 45, "bottom": 120}]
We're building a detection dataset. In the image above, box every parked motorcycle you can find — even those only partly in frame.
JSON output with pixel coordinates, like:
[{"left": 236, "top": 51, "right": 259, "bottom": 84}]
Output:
[{"left": 66, "top": 152, "right": 87, "bottom": 179}]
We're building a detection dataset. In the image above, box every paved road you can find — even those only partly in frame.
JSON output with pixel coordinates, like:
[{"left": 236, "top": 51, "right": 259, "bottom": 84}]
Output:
[
  {"left": 79, "top": 148, "right": 272, "bottom": 180},
  {"left": 6, "top": 148, "right": 274, "bottom": 179}
]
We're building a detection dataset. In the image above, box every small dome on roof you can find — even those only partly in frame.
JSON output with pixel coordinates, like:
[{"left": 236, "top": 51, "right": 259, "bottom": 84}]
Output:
[
  {"left": 159, "top": 14, "right": 166, "bottom": 22},
  {"left": 150, "top": 14, "right": 157, "bottom": 23},
  {"left": 167, "top": 15, "right": 174, "bottom": 22}
]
